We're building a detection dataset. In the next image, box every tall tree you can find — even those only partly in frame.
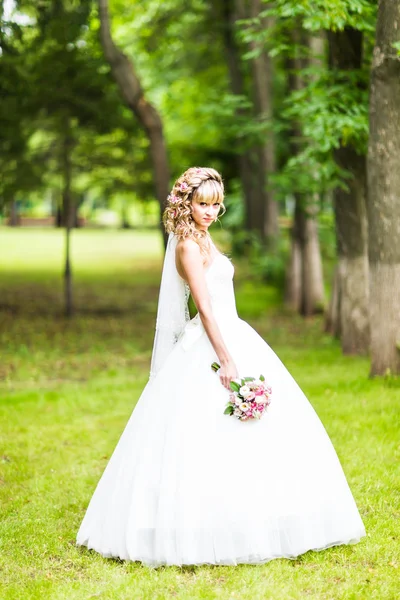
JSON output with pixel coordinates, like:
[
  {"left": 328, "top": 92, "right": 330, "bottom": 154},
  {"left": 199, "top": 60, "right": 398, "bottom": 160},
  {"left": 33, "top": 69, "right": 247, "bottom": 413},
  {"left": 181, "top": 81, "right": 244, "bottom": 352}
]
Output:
[
  {"left": 284, "top": 30, "right": 324, "bottom": 316},
  {"left": 367, "top": 0, "right": 400, "bottom": 375},
  {"left": 213, "top": 0, "right": 279, "bottom": 246},
  {"left": 326, "top": 28, "right": 370, "bottom": 354},
  {"left": 98, "top": 0, "right": 169, "bottom": 245},
  {"left": 0, "top": 2, "right": 41, "bottom": 215},
  {"left": 217, "top": 0, "right": 261, "bottom": 238},
  {"left": 8, "top": 0, "right": 143, "bottom": 315},
  {"left": 62, "top": 124, "right": 75, "bottom": 318},
  {"left": 248, "top": 0, "right": 279, "bottom": 246}
]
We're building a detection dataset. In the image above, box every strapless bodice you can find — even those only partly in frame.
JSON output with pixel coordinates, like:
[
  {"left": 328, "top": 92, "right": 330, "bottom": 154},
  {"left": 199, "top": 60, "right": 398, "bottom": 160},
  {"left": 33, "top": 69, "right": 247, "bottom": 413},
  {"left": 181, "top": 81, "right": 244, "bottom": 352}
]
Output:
[
  {"left": 204, "top": 252, "right": 238, "bottom": 321},
  {"left": 180, "top": 252, "right": 238, "bottom": 350}
]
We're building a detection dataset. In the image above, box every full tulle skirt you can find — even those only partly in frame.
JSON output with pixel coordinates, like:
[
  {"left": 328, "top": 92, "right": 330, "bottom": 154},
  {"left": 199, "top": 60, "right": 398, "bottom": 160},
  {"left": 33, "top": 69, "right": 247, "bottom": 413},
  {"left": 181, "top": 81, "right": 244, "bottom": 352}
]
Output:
[{"left": 76, "top": 317, "right": 365, "bottom": 566}]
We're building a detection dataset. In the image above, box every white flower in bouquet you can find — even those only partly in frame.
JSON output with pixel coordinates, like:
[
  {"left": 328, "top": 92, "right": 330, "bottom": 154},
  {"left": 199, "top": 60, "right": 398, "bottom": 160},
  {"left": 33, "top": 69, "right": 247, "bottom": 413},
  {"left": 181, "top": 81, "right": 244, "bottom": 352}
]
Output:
[
  {"left": 240, "top": 387, "right": 256, "bottom": 400},
  {"left": 239, "top": 385, "right": 251, "bottom": 397},
  {"left": 210, "top": 362, "right": 272, "bottom": 422}
]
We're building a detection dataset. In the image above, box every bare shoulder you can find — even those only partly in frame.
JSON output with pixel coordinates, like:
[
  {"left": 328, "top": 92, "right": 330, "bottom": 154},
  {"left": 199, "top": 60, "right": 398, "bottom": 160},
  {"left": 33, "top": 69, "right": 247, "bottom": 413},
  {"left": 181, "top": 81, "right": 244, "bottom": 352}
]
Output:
[
  {"left": 175, "top": 239, "right": 206, "bottom": 281},
  {"left": 176, "top": 238, "right": 202, "bottom": 262}
]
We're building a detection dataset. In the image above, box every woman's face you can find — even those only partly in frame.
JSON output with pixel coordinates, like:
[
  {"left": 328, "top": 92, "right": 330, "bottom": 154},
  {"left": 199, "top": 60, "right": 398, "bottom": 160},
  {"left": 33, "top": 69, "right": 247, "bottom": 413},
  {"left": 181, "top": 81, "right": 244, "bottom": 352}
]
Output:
[{"left": 191, "top": 196, "right": 221, "bottom": 231}]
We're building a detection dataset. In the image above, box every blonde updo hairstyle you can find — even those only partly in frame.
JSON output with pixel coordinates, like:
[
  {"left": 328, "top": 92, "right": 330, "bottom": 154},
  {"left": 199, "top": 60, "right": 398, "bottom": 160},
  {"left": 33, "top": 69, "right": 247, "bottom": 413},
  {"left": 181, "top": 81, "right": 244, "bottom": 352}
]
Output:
[{"left": 163, "top": 167, "right": 226, "bottom": 256}]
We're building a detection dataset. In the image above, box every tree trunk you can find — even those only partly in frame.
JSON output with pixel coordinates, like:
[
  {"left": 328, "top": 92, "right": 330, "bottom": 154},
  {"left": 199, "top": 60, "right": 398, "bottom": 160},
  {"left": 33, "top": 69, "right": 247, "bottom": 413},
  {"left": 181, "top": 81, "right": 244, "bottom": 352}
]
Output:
[
  {"left": 121, "top": 198, "right": 131, "bottom": 229},
  {"left": 286, "top": 200, "right": 324, "bottom": 316},
  {"left": 325, "top": 265, "right": 342, "bottom": 338},
  {"left": 284, "top": 209, "right": 302, "bottom": 312},
  {"left": 9, "top": 200, "right": 19, "bottom": 226},
  {"left": 50, "top": 189, "right": 60, "bottom": 227},
  {"left": 73, "top": 193, "right": 85, "bottom": 228},
  {"left": 300, "top": 204, "right": 324, "bottom": 316},
  {"left": 248, "top": 0, "right": 279, "bottom": 246},
  {"left": 56, "top": 190, "right": 79, "bottom": 228},
  {"left": 219, "top": 0, "right": 260, "bottom": 237},
  {"left": 367, "top": 0, "right": 400, "bottom": 375},
  {"left": 327, "top": 28, "right": 370, "bottom": 354},
  {"left": 98, "top": 0, "right": 169, "bottom": 247},
  {"left": 56, "top": 201, "right": 62, "bottom": 227},
  {"left": 62, "top": 131, "right": 74, "bottom": 318},
  {"left": 333, "top": 149, "right": 369, "bottom": 353},
  {"left": 284, "top": 30, "right": 324, "bottom": 315}
]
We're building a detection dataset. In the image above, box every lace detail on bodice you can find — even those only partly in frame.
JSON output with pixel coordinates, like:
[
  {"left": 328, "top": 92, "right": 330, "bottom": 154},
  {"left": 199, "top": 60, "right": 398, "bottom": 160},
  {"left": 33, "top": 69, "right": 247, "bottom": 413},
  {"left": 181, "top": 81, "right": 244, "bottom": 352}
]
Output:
[{"left": 184, "top": 281, "right": 190, "bottom": 300}]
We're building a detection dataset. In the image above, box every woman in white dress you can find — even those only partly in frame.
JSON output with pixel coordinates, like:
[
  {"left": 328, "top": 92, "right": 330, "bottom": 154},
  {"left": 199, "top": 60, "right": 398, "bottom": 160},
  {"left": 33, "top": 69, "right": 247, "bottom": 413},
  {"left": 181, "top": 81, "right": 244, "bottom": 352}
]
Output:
[{"left": 76, "top": 167, "right": 365, "bottom": 567}]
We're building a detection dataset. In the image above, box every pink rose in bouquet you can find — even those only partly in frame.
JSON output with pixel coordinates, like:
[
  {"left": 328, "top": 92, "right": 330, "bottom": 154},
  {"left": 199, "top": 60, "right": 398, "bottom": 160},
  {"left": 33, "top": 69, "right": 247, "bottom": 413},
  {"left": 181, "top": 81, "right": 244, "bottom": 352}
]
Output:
[{"left": 211, "top": 362, "right": 272, "bottom": 422}]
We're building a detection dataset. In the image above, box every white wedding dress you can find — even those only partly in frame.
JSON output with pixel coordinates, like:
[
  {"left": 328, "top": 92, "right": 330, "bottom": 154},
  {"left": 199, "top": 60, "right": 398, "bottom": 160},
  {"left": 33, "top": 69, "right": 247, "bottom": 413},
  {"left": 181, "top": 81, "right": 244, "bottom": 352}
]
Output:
[{"left": 76, "top": 249, "right": 365, "bottom": 567}]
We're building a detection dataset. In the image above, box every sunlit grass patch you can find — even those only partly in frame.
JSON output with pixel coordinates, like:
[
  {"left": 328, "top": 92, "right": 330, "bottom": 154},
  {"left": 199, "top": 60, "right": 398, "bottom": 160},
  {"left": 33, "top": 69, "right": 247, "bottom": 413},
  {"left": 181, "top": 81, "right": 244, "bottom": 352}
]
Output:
[{"left": 0, "top": 227, "right": 399, "bottom": 599}]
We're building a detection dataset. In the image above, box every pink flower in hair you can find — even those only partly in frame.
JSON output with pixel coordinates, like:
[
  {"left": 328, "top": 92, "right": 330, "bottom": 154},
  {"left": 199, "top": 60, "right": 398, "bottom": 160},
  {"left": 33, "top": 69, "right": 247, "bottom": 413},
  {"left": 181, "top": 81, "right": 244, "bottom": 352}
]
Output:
[
  {"left": 180, "top": 182, "right": 189, "bottom": 192},
  {"left": 168, "top": 194, "right": 179, "bottom": 204},
  {"left": 172, "top": 210, "right": 177, "bottom": 218},
  {"left": 196, "top": 168, "right": 202, "bottom": 173}
]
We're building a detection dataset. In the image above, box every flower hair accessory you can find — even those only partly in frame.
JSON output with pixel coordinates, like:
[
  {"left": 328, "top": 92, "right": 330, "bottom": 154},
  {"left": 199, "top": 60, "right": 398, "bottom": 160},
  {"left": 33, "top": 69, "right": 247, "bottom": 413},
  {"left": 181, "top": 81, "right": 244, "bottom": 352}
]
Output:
[{"left": 162, "top": 166, "right": 225, "bottom": 245}]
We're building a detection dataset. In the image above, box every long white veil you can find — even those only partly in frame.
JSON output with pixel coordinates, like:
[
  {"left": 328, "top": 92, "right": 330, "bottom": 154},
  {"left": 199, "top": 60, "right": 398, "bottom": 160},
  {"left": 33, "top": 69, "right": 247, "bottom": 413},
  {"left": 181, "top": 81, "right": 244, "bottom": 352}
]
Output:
[{"left": 149, "top": 233, "right": 190, "bottom": 380}]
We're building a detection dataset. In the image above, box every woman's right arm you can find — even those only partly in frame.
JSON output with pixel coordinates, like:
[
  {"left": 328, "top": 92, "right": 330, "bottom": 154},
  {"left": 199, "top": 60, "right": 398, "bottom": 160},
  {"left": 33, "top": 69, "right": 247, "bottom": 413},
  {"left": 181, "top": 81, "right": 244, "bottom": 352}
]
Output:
[{"left": 176, "top": 239, "right": 238, "bottom": 390}]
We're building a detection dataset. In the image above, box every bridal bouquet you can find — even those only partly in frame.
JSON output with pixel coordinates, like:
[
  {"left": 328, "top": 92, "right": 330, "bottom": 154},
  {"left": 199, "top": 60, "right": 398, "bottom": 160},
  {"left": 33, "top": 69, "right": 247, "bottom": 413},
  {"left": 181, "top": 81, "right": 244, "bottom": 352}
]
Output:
[{"left": 211, "top": 362, "right": 272, "bottom": 421}]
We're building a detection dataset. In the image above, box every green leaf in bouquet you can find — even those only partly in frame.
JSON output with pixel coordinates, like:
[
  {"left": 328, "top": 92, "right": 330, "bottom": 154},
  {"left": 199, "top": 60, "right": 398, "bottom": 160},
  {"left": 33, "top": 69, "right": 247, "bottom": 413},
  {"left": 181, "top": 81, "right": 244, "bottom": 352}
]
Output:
[
  {"left": 224, "top": 406, "right": 235, "bottom": 415},
  {"left": 230, "top": 381, "right": 241, "bottom": 392},
  {"left": 259, "top": 374, "right": 265, "bottom": 381},
  {"left": 211, "top": 362, "right": 220, "bottom": 372},
  {"left": 243, "top": 377, "right": 255, "bottom": 382}
]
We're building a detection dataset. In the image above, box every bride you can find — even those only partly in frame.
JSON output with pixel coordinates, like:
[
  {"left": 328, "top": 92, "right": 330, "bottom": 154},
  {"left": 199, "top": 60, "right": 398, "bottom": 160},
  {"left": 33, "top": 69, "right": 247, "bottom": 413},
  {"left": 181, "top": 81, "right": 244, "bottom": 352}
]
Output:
[{"left": 76, "top": 167, "right": 365, "bottom": 567}]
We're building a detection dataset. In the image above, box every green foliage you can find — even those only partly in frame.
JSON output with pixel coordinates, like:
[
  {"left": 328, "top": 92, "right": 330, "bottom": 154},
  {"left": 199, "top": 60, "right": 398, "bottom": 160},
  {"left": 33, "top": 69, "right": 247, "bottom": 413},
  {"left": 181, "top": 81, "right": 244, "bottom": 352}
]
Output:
[
  {"left": 0, "top": 8, "right": 42, "bottom": 202},
  {"left": 230, "top": 380, "right": 241, "bottom": 392},
  {"left": 111, "top": 0, "right": 235, "bottom": 178},
  {"left": 220, "top": 183, "right": 245, "bottom": 231},
  {"left": 268, "top": 0, "right": 377, "bottom": 32},
  {"left": 318, "top": 211, "right": 336, "bottom": 261},
  {"left": 0, "top": 0, "right": 378, "bottom": 248},
  {"left": 250, "top": 235, "right": 290, "bottom": 288},
  {"left": 393, "top": 41, "right": 400, "bottom": 56},
  {"left": 238, "top": 0, "right": 376, "bottom": 204},
  {"left": 1, "top": 0, "right": 152, "bottom": 211},
  {"left": 231, "top": 229, "right": 290, "bottom": 289},
  {"left": 271, "top": 67, "right": 369, "bottom": 199}
]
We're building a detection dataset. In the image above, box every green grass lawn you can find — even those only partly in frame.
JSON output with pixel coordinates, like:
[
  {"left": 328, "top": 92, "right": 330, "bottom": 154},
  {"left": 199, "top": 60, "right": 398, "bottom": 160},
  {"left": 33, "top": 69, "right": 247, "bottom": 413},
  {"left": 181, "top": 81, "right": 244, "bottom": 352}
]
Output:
[{"left": 0, "top": 227, "right": 399, "bottom": 600}]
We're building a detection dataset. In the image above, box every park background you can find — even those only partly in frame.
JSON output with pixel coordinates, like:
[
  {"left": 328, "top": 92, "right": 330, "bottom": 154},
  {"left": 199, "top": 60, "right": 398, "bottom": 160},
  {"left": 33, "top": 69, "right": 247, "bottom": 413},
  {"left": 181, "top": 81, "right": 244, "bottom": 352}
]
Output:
[{"left": 1, "top": 1, "right": 399, "bottom": 599}]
